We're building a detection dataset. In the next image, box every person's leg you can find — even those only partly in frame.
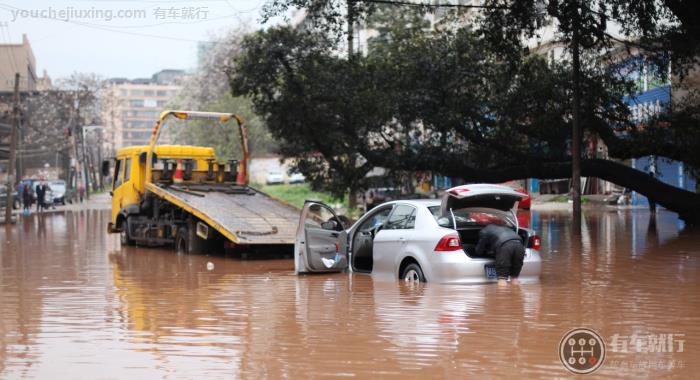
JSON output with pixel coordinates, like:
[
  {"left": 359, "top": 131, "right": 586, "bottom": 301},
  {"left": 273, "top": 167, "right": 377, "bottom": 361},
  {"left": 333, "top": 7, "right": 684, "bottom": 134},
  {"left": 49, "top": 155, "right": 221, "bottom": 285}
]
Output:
[
  {"left": 508, "top": 242, "right": 526, "bottom": 285},
  {"left": 494, "top": 244, "right": 512, "bottom": 286}
]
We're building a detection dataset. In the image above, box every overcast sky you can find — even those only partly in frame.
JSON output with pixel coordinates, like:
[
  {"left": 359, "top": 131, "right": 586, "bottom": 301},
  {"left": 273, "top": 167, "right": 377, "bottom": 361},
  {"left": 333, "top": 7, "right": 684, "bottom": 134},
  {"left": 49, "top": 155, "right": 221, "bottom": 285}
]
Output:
[{"left": 0, "top": 0, "right": 276, "bottom": 80}]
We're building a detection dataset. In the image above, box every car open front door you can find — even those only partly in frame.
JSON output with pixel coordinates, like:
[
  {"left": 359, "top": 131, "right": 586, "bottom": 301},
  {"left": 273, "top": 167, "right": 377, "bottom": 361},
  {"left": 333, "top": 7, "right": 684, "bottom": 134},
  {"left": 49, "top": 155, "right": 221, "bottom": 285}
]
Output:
[{"left": 295, "top": 201, "right": 348, "bottom": 274}]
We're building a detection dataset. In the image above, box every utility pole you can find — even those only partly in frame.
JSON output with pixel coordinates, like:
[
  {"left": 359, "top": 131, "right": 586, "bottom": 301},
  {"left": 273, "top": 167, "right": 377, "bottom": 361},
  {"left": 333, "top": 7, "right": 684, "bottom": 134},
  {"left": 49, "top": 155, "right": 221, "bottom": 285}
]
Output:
[
  {"left": 81, "top": 126, "right": 90, "bottom": 200},
  {"left": 571, "top": 5, "right": 582, "bottom": 235},
  {"left": 97, "top": 128, "right": 104, "bottom": 190},
  {"left": 4, "top": 73, "right": 20, "bottom": 224}
]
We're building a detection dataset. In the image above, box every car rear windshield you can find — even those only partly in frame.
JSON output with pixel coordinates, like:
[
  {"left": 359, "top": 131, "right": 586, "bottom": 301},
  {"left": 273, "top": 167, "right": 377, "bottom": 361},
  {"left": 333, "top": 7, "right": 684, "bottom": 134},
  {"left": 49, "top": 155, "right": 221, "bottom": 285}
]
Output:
[{"left": 429, "top": 206, "right": 514, "bottom": 229}]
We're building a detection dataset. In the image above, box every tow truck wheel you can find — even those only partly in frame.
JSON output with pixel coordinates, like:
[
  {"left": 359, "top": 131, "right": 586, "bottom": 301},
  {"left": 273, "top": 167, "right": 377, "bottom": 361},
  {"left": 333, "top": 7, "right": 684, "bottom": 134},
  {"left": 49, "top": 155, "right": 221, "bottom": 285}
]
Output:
[
  {"left": 120, "top": 219, "right": 135, "bottom": 246},
  {"left": 175, "top": 227, "right": 189, "bottom": 254}
]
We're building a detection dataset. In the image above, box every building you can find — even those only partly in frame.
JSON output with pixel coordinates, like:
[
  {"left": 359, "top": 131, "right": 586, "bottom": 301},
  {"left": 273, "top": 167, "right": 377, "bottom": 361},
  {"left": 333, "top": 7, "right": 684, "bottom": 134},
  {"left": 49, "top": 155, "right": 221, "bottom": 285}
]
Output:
[
  {"left": 0, "top": 34, "right": 51, "bottom": 182},
  {"left": 103, "top": 71, "right": 185, "bottom": 149},
  {"left": 0, "top": 34, "right": 51, "bottom": 93}
]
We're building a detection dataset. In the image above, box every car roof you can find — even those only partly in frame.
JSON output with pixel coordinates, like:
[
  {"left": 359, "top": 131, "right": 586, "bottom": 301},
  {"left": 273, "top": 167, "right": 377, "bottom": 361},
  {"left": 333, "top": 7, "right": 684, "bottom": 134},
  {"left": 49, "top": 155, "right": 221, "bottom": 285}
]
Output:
[{"left": 382, "top": 199, "right": 441, "bottom": 207}]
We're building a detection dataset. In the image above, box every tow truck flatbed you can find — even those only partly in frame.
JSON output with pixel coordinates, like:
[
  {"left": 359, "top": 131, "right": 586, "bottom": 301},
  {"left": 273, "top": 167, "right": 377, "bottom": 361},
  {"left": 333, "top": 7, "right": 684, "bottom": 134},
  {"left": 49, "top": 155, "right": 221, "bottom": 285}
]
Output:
[{"left": 146, "top": 182, "right": 299, "bottom": 245}]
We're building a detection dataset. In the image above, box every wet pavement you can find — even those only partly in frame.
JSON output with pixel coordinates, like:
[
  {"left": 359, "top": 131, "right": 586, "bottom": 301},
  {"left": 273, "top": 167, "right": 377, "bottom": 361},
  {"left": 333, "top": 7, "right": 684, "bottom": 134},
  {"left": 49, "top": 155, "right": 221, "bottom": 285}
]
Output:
[{"left": 1, "top": 208, "right": 699, "bottom": 379}]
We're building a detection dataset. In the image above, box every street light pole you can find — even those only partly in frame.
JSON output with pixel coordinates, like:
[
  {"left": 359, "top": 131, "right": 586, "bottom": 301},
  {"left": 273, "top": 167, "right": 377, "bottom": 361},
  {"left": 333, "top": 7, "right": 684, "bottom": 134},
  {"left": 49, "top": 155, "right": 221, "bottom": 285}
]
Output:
[{"left": 571, "top": 3, "right": 583, "bottom": 236}]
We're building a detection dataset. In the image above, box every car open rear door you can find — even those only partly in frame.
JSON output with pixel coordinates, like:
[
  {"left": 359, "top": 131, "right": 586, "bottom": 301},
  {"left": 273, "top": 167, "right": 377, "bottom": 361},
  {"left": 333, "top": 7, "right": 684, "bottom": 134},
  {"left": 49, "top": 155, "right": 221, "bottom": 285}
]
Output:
[{"left": 295, "top": 201, "right": 348, "bottom": 274}]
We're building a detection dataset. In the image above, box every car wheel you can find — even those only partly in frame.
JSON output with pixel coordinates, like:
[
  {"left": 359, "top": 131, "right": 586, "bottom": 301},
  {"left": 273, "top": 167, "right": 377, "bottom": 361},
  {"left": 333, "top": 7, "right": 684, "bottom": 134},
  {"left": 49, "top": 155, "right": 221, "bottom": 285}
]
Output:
[
  {"left": 120, "top": 219, "right": 135, "bottom": 246},
  {"left": 175, "top": 227, "right": 189, "bottom": 254},
  {"left": 402, "top": 263, "right": 426, "bottom": 283}
]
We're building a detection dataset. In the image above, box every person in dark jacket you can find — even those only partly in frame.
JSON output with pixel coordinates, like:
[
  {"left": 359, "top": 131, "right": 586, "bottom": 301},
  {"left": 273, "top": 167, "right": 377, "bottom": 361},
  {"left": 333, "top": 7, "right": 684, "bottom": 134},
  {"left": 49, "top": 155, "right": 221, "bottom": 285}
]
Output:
[
  {"left": 475, "top": 223, "right": 525, "bottom": 286},
  {"left": 22, "top": 184, "right": 32, "bottom": 214},
  {"left": 35, "top": 179, "right": 51, "bottom": 212}
]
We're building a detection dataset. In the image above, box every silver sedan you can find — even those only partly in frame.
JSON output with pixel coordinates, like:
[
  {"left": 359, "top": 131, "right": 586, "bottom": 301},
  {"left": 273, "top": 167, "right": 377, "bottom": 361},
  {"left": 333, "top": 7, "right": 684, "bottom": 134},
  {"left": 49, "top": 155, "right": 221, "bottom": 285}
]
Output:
[{"left": 295, "top": 184, "right": 542, "bottom": 284}]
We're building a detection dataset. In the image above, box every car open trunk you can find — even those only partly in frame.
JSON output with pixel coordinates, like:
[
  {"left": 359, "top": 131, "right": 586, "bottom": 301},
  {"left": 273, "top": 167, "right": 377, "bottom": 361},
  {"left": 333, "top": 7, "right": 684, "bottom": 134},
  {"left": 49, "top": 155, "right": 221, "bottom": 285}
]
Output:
[{"left": 455, "top": 225, "right": 530, "bottom": 258}]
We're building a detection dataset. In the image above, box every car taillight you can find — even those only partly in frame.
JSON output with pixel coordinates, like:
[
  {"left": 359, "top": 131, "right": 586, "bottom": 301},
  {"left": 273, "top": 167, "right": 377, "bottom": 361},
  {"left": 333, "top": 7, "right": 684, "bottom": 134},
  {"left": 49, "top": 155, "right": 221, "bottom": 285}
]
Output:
[
  {"left": 528, "top": 234, "right": 541, "bottom": 250},
  {"left": 435, "top": 233, "right": 462, "bottom": 252}
]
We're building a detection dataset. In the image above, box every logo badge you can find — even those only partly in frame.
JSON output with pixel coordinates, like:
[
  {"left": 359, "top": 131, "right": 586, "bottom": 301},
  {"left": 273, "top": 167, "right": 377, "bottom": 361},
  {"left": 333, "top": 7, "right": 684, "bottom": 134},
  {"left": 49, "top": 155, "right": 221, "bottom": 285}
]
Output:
[{"left": 559, "top": 328, "right": 606, "bottom": 374}]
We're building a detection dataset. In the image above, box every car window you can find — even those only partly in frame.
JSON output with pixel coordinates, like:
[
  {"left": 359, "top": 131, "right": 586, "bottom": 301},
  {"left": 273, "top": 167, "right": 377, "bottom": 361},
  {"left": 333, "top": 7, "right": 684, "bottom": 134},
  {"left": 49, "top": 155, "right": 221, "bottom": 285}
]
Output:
[
  {"left": 384, "top": 204, "right": 416, "bottom": 230},
  {"left": 428, "top": 206, "right": 514, "bottom": 228},
  {"left": 452, "top": 209, "right": 514, "bottom": 228},
  {"left": 358, "top": 206, "right": 393, "bottom": 231},
  {"left": 305, "top": 203, "right": 342, "bottom": 230}
]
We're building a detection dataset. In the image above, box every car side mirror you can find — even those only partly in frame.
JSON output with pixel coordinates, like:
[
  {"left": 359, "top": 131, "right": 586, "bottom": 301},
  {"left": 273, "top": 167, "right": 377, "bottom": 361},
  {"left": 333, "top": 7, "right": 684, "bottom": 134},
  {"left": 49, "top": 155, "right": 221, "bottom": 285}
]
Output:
[
  {"left": 101, "top": 160, "right": 111, "bottom": 177},
  {"left": 321, "top": 220, "right": 338, "bottom": 231}
]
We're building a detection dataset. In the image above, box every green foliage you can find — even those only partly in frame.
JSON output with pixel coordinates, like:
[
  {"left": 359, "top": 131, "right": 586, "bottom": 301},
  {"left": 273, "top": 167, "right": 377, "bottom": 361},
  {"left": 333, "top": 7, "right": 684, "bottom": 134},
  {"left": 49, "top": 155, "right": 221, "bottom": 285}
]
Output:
[
  {"left": 479, "top": 0, "right": 699, "bottom": 77},
  {"left": 230, "top": 25, "right": 643, "bottom": 194},
  {"left": 239, "top": 1, "right": 700, "bottom": 201},
  {"left": 253, "top": 183, "right": 347, "bottom": 210},
  {"left": 230, "top": 27, "right": 383, "bottom": 197}
]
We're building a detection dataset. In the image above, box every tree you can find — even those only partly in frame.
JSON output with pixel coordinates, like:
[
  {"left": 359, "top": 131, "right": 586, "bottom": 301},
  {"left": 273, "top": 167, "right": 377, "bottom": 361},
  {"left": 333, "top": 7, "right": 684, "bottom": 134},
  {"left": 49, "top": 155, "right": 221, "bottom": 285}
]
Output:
[
  {"left": 229, "top": 27, "right": 384, "bottom": 197},
  {"left": 231, "top": 20, "right": 700, "bottom": 223},
  {"left": 18, "top": 73, "right": 104, "bottom": 185},
  {"left": 478, "top": 0, "right": 700, "bottom": 229}
]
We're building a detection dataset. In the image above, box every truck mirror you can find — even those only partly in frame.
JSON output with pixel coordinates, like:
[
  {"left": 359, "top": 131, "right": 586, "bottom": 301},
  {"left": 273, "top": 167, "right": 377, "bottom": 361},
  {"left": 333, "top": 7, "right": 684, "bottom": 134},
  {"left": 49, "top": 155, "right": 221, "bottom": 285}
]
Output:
[{"left": 101, "top": 160, "right": 111, "bottom": 177}]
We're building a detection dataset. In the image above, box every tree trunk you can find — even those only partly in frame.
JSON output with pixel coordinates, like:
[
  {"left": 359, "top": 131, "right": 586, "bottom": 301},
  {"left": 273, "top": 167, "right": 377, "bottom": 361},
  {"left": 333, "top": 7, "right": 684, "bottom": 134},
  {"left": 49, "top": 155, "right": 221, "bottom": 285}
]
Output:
[
  {"left": 347, "top": 0, "right": 355, "bottom": 57},
  {"left": 435, "top": 158, "right": 700, "bottom": 225}
]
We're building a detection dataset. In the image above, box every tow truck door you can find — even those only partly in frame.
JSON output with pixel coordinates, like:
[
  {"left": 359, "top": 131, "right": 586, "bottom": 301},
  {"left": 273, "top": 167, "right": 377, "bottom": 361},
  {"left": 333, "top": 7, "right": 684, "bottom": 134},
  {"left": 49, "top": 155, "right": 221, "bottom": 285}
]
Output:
[{"left": 295, "top": 201, "right": 348, "bottom": 274}]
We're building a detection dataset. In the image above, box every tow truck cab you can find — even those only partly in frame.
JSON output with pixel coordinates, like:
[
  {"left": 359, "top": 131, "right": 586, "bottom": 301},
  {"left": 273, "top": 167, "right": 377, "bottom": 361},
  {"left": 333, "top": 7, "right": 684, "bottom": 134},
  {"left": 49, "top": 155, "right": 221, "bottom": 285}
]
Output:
[{"left": 108, "top": 145, "right": 220, "bottom": 234}]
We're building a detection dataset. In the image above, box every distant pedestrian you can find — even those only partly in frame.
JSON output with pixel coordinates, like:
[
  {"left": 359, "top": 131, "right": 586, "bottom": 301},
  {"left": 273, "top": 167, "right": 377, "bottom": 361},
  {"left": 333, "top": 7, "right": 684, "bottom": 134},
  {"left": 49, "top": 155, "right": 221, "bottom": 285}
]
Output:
[
  {"left": 476, "top": 223, "right": 526, "bottom": 286},
  {"left": 22, "top": 184, "right": 32, "bottom": 215},
  {"left": 36, "top": 181, "right": 46, "bottom": 212},
  {"left": 78, "top": 184, "right": 85, "bottom": 203}
]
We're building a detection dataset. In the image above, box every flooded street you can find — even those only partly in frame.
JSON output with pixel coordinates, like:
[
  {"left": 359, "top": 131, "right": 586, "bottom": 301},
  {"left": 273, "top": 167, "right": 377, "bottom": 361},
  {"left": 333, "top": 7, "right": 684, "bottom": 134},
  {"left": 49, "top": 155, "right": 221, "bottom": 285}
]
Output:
[{"left": 1, "top": 209, "right": 699, "bottom": 379}]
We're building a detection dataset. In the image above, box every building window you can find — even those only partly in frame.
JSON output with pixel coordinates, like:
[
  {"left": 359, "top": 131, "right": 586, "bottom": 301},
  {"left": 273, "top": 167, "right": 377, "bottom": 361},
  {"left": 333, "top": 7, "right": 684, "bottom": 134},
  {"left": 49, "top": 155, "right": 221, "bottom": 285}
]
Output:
[{"left": 129, "top": 99, "right": 144, "bottom": 107}]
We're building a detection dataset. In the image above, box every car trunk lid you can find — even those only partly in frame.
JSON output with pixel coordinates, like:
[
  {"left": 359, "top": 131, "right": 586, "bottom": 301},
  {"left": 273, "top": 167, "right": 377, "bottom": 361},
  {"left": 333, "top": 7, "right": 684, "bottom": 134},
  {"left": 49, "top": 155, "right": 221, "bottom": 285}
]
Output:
[{"left": 440, "top": 184, "right": 527, "bottom": 214}]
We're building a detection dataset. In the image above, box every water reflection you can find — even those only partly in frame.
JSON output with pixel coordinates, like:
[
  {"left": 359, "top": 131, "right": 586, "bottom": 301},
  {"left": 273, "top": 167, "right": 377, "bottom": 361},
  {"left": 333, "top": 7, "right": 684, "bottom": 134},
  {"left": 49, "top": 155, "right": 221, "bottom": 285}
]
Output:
[{"left": 1, "top": 209, "right": 698, "bottom": 378}]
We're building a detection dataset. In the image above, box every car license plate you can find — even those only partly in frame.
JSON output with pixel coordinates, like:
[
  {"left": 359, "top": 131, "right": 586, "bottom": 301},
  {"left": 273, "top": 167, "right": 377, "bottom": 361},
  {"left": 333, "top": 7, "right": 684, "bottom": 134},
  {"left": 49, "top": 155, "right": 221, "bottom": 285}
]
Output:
[{"left": 484, "top": 264, "right": 497, "bottom": 279}]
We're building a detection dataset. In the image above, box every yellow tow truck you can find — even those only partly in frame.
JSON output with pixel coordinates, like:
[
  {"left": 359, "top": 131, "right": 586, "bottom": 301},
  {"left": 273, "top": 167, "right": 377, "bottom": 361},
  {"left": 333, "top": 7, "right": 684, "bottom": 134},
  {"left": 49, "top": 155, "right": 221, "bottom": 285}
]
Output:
[{"left": 104, "top": 110, "right": 300, "bottom": 254}]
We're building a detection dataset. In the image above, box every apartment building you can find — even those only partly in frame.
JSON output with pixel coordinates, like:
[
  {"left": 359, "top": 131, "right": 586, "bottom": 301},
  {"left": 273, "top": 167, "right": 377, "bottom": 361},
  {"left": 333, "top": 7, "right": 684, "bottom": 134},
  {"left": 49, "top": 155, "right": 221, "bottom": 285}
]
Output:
[{"left": 103, "top": 70, "right": 185, "bottom": 149}]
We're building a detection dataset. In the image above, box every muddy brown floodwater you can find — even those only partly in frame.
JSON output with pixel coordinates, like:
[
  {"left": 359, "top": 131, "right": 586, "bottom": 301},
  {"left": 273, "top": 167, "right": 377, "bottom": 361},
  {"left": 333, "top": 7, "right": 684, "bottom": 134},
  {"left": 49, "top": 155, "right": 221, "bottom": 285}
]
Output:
[{"left": 1, "top": 209, "right": 699, "bottom": 379}]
